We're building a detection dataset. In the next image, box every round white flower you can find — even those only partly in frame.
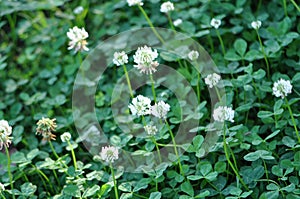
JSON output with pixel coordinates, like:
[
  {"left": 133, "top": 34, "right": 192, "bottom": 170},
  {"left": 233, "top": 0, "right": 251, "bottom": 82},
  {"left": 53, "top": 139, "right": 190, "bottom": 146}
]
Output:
[
  {"left": 251, "top": 20, "right": 262, "bottom": 30},
  {"left": 133, "top": 45, "right": 159, "bottom": 74},
  {"left": 210, "top": 18, "right": 221, "bottom": 29},
  {"left": 100, "top": 146, "right": 119, "bottom": 163},
  {"left": 272, "top": 79, "right": 292, "bottom": 98},
  {"left": 160, "top": 1, "right": 174, "bottom": 13},
  {"left": 0, "top": 183, "right": 4, "bottom": 192},
  {"left": 0, "top": 120, "right": 13, "bottom": 150},
  {"left": 73, "top": 6, "right": 84, "bottom": 14},
  {"left": 151, "top": 101, "right": 170, "bottom": 119},
  {"left": 129, "top": 95, "right": 151, "bottom": 116},
  {"left": 205, "top": 73, "right": 221, "bottom": 88},
  {"left": 127, "top": 0, "right": 143, "bottom": 6},
  {"left": 60, "top": 132, "right": 71, "bottom": 142},
  {"left": 213, "top": 106, "right": 235, "bottom": 122},
  {"left": 144, "top": 124, "right": 158, "bottom": 136},
  {"left": 173, "top": 19, "right": 182, "bottom": 27},
  {"left": 113, "top": 51, "right": 128, "bottom": 66},
  {"left": 188, "top": 50, "right": 199, "bottom": 61},
  {"left": 67, "top": 26, "right": 89, "bottom": 53}
]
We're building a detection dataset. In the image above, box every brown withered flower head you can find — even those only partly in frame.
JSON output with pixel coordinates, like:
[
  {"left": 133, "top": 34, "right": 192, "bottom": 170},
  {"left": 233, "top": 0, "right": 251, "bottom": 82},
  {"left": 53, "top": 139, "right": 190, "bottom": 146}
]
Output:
[{"left": 36, "top": 117, "right": 57, "bottom": 141}]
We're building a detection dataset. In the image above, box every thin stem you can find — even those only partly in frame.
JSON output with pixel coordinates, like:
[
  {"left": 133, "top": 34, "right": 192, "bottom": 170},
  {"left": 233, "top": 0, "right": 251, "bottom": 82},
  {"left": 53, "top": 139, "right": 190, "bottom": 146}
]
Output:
[
  {"left": 214, "top": 86, "right": 222, "bottom": 102},
  {"left": 285, "top": 97, "right": 300, "bottom": 143},
  {"left": 197, "top": 73, "right": 201, "bottom": 102},
  {"left": 149, "top": 74, "right": 157, "bottom": 102},
  {"left": 165, "top": 120, "right": 184, "bottom": 176},
  {"left": 49, "top": 141, "right": 60, "bottom": 159},
  {"left": 0, "top": 192, "right": 6, "bottom": 199},
  {"left": 256, "top": 30, "right": 270, "bottom": 79},
  {"left": 216, "top": 29, "right": 226, "bottom": 56},
  {"left": 5, "top": 146, "right": 15, "bottom": 199},
  {"left": 67, "top": 140, "right": 78, "bottom": 170},
  {"left": 167, "top": 13, "right": 175, "bottom": 31},
  {"left": 138, "top": 5, "right": 164, "bottom": 44},
  {"left": 282, "top": 0, "right": 288, "bottom": 16},
  {"left": 290, "top": 0, "right": 300, "bottom": 12},
  {"left": 222, "top": 125, "right": 249, "bottom": 191},
  {"left": 151, "top": 136, "right": 162, "bottom": 163},
  {"left": 262, "top": 159, "right": 269, "bottom": 183},
  {"left": 123, "top": 64, "right": 134, "bottom": 98},
  {"left": 110, "top": 164, "right": 119, "bottom": 199},
  {"left": 133, "top": 193, "right": 148, "bottom": 199}
]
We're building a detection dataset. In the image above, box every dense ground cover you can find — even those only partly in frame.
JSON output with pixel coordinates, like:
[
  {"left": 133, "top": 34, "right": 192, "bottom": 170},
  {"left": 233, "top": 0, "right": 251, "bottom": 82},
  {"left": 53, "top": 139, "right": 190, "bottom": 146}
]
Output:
[{"left": 0, "top": 0, "right": 300, "bottom": 198}]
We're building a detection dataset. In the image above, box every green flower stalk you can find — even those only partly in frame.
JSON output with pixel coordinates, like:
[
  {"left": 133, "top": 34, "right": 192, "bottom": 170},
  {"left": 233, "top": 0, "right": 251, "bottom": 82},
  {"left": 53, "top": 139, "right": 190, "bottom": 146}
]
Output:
[
  {"left": 251, "top": 20, "right": 270, "bottom": 79},
  {"left": 213, "top": 107, "right": 249, "bottom": 190},
  {"left": 272, "top": 79, "right": 300, "bottom": 142},
  {"left": 211, "top": 18, "right": 226, "bottom": 56},
  {"left": 100, "top": 146, "right": 119, "bottom": 199}
]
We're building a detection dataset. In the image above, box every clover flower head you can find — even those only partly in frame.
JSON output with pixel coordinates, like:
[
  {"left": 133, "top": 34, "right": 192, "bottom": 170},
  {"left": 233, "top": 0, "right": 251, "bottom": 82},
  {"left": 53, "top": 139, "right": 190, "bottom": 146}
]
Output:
[
  {"left": 160, "top": 1, "right": 174, "bottom": 13},
  {"left": 60, "top": 132, "right": 71, "bottom": 142},
  {"left": 144, "top": 124, "right": 158, "bottom": 136},
  {"left": 73, "top": 6, "right": 84, "bottom": 14},
  {"left": 0, "top": 120, "right": 13, "bottom": 150},
  {"left": 36, "top": 117, "right": 57, "bottom": 141},
  {"left": 205, "top": 73, "right": 221, "bottom": 88},
  {"left": 188, "top": 50, "right": 199, "bottom": 61},
  {"left": 133, "top": 45, "right": 159, "bottom": 74},
  {"left": 67, "top": 26, "right": 89, "bottom": 53},
  {"left": 251, "top": 20, "right": 262, "bottom": 29},
  {"left": 113, "top": 51, "right": 128, "bottom": 66},
  {"left": 151, "top": 101, "right": 170, "bottom": 119},
  {"left": 127, "top": 0, "right": 143, "bottom": 6},
  {"left": 210, "top": 18, "right": 221, "bottom": 29},
  {"left": 272, "top": 79, "right": 292, "bottom": 98},
  {"left": 100, "top": 145, "right": 119, "bottom": 163},
  {"left": 129, "top": 95, "right": 151, "bottom": 116},
  {"left": 173, "top": 19, "right": 182, "bottom": 27},
  {"left": 0, "top": 183, "right": 4, "bottom": 192},
  {"left": 213, "top": 106, "right": 235, "bottom": 123}
]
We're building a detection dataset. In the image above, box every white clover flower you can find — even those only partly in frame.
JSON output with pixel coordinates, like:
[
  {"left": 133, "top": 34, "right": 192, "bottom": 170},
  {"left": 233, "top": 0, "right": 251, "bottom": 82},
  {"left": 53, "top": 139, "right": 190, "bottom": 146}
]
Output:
[
  {"left": 210, "top": 18, "right": 221, "bottom": 29},
  {"left": 100, "top": 146, "right": 119, "bottom": 163},
  {"left": 251, "top": 20, "right": 262, "bottom": 30},
  {"left": 0, "top": 183, "right": 4, "bottom": 192},
  {"left": 160, "top": 1, "right": 174, "bottom": 13},
  {"left": 133, "top": 45, "right": 159, "bottom": 74},
  {"left": 73, "top": 6, "right": 84, "bottom": 14},
  {"left": 173, "top": 19, "right": 182, "bottom": 27},
  {"left": 213, "top": 106, "right": 235, "bottom": 123},
  {"left": 67, "top": 26, "right": 89, "bottom": 53},
  {"left": 127, "top": 0, "right": 143, "bottom": 6},
  {"left": 205, "top": 73, "right": 221, "bottom": 88},
  {"left": 272, "top": 79, "right": 292, "bottom": 98},
  {"left": 36, "top": 117, "right": 57, "bottom": 141},
  {"left": 144, "top": 124, "right": 158, "bottom": 136},
  {"left": 60, "top": 132, "right": 71, "bottom": 142},
  {"left": 113, "top": 51, "right": 128, "bottom": 66},
  {"left": 0, "top": 120, "right": 13, "bottom": 150},
  {"left": 151, "top": 101, "right": 170, "bottom": 119},
  {"left": 128, "top": 95, "right": 151, "bottom": 116},
  {"left": 188, "top": 50, "right": 199, "bottom": 61}
]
